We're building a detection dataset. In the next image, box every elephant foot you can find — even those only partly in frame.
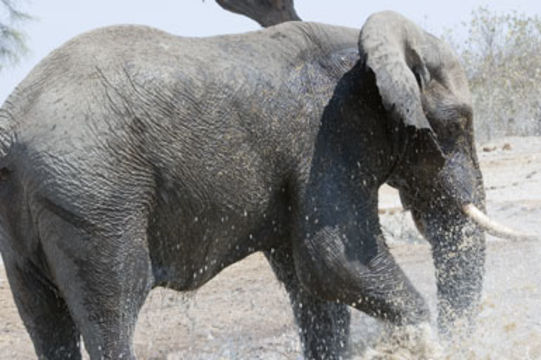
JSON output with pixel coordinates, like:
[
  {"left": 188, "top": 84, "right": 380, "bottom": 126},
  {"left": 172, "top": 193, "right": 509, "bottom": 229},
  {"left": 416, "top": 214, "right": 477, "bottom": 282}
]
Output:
[{"left": 363, "top": 322, "right": 443, "bottom": 360}]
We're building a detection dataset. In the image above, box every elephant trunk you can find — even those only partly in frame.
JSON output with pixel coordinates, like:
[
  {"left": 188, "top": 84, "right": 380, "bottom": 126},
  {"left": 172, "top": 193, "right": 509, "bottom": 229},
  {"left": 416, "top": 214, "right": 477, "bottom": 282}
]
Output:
[
  {"left": 401, "top": 155, "right": 488, "bottom": 338},
  {"left": 410, "top": 203, "right": 485, "bottom": 339}
]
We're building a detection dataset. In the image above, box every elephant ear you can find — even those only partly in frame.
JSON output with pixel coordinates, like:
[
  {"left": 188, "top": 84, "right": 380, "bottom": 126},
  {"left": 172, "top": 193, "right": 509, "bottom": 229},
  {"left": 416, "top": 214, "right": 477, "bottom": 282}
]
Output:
[{"left": 358, "top": 11, "right": 444, "bottom": 170}]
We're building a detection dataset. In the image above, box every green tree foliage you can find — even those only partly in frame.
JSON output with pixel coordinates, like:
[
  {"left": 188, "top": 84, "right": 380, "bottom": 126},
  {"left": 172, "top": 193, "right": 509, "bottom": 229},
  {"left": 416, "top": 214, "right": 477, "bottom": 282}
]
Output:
[
  {"left": 446, "top": 7, "right": 541, "bottom": 142},
  {"left": 0, "top": 0, "right": 29, "bottom": 72}
]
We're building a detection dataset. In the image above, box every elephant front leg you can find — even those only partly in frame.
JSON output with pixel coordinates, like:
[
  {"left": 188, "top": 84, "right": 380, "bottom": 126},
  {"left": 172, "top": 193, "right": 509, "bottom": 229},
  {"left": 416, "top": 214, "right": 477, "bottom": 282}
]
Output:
[
  {"left": 265, "top": 246, "right": 351, "bottom": 360},
  {"left": 293, "top": 223, "right": 429, "bottom": 327},
  {"left": 294, "top": 159, "right": 431, "bottom": 354}
]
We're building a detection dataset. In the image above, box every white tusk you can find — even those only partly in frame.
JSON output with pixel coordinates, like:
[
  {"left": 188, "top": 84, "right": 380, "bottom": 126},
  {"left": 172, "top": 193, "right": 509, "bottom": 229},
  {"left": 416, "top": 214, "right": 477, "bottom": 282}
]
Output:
[{"left": 463, "top": 203, "right": 539, "bottom": 241}]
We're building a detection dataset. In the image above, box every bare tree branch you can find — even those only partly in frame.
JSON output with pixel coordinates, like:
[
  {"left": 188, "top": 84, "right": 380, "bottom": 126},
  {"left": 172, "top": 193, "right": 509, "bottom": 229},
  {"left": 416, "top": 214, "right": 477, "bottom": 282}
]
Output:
[{"left": 215, "top": 0, "right": 301, "bottom": 27}]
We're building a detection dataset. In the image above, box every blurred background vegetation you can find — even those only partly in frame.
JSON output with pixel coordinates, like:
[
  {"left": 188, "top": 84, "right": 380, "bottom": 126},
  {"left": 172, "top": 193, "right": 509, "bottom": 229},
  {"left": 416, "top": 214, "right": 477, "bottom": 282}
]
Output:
[
  {"left": 0, "top": 0, "right": 29, "bottom": 72},
  {"left": 444, "top": 7, "right": 541, "bottom": 142}
]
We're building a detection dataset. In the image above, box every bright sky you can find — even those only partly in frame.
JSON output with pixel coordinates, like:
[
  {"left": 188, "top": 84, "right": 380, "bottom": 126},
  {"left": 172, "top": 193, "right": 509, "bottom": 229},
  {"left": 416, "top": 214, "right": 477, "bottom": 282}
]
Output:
[{"left": 1, "top": 0, "right": 541, "bottom": 103}]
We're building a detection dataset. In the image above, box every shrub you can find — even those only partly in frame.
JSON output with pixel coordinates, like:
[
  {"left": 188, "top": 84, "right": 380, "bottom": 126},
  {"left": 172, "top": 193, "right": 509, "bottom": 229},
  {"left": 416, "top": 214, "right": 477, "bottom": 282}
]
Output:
[{"left": 445, "top": 7, "right": 541, "bottom": 142}]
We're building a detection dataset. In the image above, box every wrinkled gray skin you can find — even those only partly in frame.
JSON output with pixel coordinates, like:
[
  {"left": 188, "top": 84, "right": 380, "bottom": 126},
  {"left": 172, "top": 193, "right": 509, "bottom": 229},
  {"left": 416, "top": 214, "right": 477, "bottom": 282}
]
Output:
[{"left": 0, "top": 11, "right": 485, "bottom": 360}]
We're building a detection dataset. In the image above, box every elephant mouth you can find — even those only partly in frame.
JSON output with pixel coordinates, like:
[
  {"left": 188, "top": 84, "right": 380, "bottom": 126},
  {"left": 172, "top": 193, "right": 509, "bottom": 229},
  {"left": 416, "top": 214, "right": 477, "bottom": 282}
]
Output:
[{"left": 462, "top": 203, "right": 539, "bottom": 241}]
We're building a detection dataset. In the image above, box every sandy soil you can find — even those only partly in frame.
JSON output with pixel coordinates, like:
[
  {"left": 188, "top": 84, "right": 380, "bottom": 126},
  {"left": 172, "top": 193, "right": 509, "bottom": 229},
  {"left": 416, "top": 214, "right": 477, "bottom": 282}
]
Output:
[{"left": 0, "top": 136, "right": 540, "bottom": 359}]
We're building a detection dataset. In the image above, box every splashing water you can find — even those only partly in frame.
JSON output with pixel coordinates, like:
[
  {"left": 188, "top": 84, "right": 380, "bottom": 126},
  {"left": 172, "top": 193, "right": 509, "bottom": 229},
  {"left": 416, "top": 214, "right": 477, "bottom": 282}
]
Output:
[
  {"left": 0, "top": 137, "right": 540, "bottom": 359},
  {"left": 127, "top": 234, "right": 540, "bottom": 359}
]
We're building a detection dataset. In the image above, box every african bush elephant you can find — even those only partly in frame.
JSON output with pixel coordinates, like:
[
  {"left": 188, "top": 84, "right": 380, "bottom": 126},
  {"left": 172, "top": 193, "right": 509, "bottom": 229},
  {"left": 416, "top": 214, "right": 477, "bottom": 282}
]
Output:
[{"left": 0, "top": 10, "right": 527, "bottom": 360}]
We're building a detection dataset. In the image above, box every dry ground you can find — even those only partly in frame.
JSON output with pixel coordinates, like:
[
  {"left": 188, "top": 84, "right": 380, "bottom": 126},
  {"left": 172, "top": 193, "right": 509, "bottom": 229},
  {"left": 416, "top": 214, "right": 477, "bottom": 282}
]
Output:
[{"left": 1, "top": 136, "right": 540, "bottom": 359}]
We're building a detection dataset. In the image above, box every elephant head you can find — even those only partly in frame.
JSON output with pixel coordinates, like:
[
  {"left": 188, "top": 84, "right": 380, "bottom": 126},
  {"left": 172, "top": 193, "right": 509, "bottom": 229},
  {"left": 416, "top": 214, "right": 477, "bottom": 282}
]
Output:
[
  {"left": 215, "top": 0, "right": 301, "bottom": 27},
  {"left": 359, "top": 11, "right": 534, "bottom": 336}
]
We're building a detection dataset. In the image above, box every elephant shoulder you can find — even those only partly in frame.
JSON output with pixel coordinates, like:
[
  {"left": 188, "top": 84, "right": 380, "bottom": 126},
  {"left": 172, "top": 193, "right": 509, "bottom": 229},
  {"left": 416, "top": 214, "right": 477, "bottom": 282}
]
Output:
[{"left": 268, "top": 22, "right": 359, "bottom": 55}]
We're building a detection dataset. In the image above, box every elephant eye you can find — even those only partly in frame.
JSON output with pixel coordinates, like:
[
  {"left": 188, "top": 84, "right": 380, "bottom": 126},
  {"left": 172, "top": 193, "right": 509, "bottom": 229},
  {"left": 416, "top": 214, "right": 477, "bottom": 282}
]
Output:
[
  {"left": 0, "top": 167, "right": 11, "bottom": 181},
  {"left": 414, "top": 71, "right": 423, "bottom": 89},
  {"left": 413, "top": 66, "right": 430, "bottom": 91}
]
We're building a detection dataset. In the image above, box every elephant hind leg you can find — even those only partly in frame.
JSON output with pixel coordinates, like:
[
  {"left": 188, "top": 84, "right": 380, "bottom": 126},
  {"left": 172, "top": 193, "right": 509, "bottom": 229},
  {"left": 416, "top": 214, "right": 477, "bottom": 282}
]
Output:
[
  {"left": 3, "top": 256, "right": 82, "bottom": 360},
  {"left": 38, "top": 212, "right": 154, "bottom": 360},
  {"left": 265, "top": 246, "right": 350, "bottom": 360}
]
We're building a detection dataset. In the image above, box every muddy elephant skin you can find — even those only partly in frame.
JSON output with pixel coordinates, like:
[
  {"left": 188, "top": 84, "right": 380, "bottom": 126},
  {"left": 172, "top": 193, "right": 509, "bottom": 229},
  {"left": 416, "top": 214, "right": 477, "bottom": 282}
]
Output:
[{"left": 0, "top": 12, "right": 485, "bottom": 360}]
